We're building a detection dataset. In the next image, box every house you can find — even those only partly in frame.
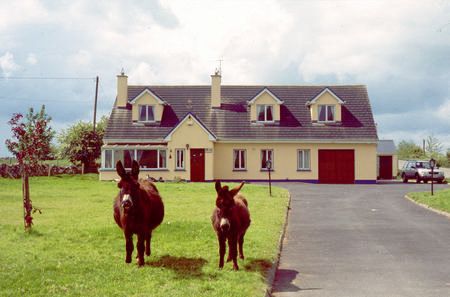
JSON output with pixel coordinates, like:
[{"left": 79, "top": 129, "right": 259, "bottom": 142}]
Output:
[
  {"left": 377, "top": 140, "right": 397, "bottom": 180},
  {"left": 100, "top": 71, "right": 378, "bottom": 184}
]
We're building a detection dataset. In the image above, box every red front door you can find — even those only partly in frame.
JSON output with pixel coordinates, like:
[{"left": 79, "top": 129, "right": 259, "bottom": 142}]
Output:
[
  {"left": 190, "top": 149, "right": 205, "bottom": 182},
  {"left": 379, "top": 156, "right": 393, "bottom": 179},
  {"left": 319, "top": 149, "right": 355, "bottom": 184}
]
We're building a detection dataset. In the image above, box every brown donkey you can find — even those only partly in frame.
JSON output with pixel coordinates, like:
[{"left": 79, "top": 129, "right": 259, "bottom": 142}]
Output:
[
  {"left": 113, "top": 160, "right": 164, "bottom": 266},
  {"left": 212, "top": 181, "right": 251, "bottom": 270}
]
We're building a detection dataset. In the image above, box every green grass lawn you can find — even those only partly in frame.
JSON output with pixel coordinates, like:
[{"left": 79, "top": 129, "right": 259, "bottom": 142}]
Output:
[
  {"left": 0, "top": 175, "right": 289, "bottom": 297},
  {"left": 408, "top": 187, "right": 450, "bottom": 214}
]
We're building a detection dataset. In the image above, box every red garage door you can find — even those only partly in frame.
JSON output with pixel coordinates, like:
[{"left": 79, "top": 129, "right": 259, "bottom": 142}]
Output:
[{"left": 319, "top": 149, "right": 355, "bottom": 184}]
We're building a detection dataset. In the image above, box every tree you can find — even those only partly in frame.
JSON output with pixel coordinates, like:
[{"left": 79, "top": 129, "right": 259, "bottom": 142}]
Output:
[
  {"left": 397, "top": 140, "right": 424, "bottom": 160},
  {"left": 425, "top": 134, "right": 443, "bottom": 158},
  {"left": 5, "top": 105, "right": 54, "bottom": 230},
  {"left": 58, "top": 116, "right": 108, "bottom": 170}
]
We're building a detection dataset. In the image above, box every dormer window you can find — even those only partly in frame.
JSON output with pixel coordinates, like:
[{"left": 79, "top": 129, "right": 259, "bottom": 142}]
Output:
[
  {"left": 257, "top": 104, "right": 274, "bottom": 122},
  {"left": 139, "top": 105, "right": 155, "bottom": 122},
  {"left": 318, "top": 105, "right": 335, "bottom": 122}
]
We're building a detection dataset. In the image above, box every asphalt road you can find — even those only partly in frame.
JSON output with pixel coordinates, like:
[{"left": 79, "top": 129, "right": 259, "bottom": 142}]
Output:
[{"left": 272, "top": 182, "right": 450, "bottom": 297}]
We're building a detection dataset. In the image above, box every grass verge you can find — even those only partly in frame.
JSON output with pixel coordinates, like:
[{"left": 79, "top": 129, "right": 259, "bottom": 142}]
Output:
[
  {"left": 407, "top": 187, "right": 450, "bottom": 214},
  {"left": 0, "top": 175, "right": 289, "bottom": 297}
]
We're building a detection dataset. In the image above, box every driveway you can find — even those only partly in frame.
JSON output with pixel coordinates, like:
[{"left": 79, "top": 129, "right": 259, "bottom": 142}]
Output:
[{"left": 272, "top": 182, "right": 450, "bottom": 297}]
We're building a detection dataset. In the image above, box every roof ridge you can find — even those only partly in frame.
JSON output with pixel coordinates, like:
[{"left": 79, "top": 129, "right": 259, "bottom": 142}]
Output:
[{"left": 128, "top": 84, "right": 367, "bottom": 88}]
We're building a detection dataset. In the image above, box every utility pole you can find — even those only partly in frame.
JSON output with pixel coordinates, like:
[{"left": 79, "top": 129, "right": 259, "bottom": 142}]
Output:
[{"left": 93, "top": 76, "right": 99, "bottom": 133}]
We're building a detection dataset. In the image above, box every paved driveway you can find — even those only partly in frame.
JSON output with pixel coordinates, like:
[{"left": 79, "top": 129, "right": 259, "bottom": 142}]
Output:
[{"left": 272, "top": 182, "right": 450, "bottom": 297}]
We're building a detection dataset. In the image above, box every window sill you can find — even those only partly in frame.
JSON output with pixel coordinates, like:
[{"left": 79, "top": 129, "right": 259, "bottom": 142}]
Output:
[
  {"left": 260, "top": 169, "right": 275, "bottom": 172},
  {"left": 139, "top": 168, "right": 169, "bottom": 171},
  {"left": 233, "top": 169, "right": 247, "bottom": 172},
  {"left": 297, "top": 169, "right": 311, "bottom": 172},
  {"left": 174, "top": 169, "right": 186, "bottom": 172}
]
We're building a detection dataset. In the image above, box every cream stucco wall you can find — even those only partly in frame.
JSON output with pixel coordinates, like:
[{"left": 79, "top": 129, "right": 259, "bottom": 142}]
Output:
[
  {"left": 249, "top": 92, "right": 281, "bottom": 121},
  {"left": 166, "top": 116, "right": 214, "bottom": 181},
  {"left": 310, "top": 92, "right": 342, "bottom": 122},
  {"left": 131, "top": 92, "right": 164, "bottom": 122},
  {"left": 100, "top": 141, "right": 377, "bottom": 182},
  {"left": 213, "top": 142, "right": 377, "bottom": 181}
]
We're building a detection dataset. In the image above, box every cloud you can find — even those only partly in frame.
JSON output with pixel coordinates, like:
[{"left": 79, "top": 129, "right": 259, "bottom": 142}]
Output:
[
  {"left": 0, "top": 52, "right": 19, "bottom": 76},
  {"left": 26, "top": 53, "right": 38, "bottom": 65}
]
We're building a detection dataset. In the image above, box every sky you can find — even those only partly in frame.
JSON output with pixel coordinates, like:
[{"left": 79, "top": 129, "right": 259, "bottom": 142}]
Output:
[{"left": 0, "top": 0, "right": 449, "bottom": 156}]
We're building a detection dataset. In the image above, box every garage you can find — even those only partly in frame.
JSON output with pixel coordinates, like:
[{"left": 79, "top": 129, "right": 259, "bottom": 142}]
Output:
[{"left": 319, "top": 149, "right": 355, "bottom": 184}]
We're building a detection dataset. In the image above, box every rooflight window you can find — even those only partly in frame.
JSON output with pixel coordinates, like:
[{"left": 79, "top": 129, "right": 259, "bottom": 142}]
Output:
[
  {"left": 257, "top": 105, "right": 274, "bottom": 122},
  {"left": 318, "top": 105, "right": 335, "bottom": 122},
  {"left": 139, "top": 105, "right": 155, "bottom": 122}
]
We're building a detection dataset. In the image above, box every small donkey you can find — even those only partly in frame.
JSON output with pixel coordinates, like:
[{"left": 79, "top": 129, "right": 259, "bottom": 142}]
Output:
[{"left": 211, "top": 181, "right": 251, "bottom": 270}]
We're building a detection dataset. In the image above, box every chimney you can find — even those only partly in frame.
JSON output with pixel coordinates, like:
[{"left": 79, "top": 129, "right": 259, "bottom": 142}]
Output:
[
  {"left": 116, "top": 70, "right": 128, "bottom": 107},
  {"left": 211, "top": 71, "right": 221, "bottom": 108}
]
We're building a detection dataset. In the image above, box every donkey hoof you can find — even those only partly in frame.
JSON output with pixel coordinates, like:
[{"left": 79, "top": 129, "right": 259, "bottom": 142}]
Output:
[
  {"left": 125, "top": 258, "right": 132, "bottom": 264},
  {"left": 233, "top": 265, "right": 239, "bottom": 271},
  {"left": 239, "top": 255, "right": 244, "bottom": 260}
]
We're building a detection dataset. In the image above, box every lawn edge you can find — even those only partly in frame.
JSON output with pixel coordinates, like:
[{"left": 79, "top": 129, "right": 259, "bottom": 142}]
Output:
[
  {"left": 404, "top": 194, "right": 450, "bottom": 219},
  {"left": 264, "top": 191, "right": 292, "bottom": 297}
]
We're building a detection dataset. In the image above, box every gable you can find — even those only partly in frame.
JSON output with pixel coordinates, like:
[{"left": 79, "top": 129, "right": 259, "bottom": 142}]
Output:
[
  {"left": 164, "top": 113, "right": 216, "bottom": 142},
  {"left": 247, "top": 88, "right": 284, "bottom": 105},
  {"left": 307, "top": 88, "right": 345, "bottom": 105},
  {"left": 130, "top": 89, "right": 166, "bottom": 122}
]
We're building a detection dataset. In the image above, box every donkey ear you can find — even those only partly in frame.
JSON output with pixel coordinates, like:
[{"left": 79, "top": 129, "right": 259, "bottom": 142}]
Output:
[
  {"left": 116, "top": 161, "right": 126, "bottom": 178},
  {"left": 215, "top": 180, "right": 222, "bottom": 193},
  {"left": 230, "top": 182, "right": 245, "bottom": 197},
  {"left": 131, "top": 160, "right": 140, "bottom": 179}
]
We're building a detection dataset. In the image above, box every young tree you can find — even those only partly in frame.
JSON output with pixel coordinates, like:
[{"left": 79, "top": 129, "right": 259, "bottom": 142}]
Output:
[
  {"left": 425, "top": 134, "right": 443, "bottom": 158},
  {"left": 5, "top": 105, "right": 54, "bottom": 230},
  {"left": 58, "top": 116, "right": 108, "bottom": 171}
]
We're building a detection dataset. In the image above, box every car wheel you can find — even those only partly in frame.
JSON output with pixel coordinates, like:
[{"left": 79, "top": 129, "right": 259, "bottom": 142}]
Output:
[
  {"left": 415, "top": 174, "right": 421, "bottom": 183},
  {"left": 437, "top": 179, "right": 443, "bottom": 184},
  {"left": 423, "top": 180, "right": 428, "bottom": 183},
  {"left": 402, "top": 174, "right": 408, "bottom": 183}
]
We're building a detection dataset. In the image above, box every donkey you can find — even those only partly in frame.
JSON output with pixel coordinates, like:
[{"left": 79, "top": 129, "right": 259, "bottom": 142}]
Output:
[
  {"left": 113, "top": 160, "right": 164, "bottom": 266},
  {"left": 211, "top": 180, "right": 251, "bottom": 270}
]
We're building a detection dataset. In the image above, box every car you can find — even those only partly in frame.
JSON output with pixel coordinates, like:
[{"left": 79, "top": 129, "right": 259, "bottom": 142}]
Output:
[{"left": 400, "top": 160, "right": 446, "bottom": 183}]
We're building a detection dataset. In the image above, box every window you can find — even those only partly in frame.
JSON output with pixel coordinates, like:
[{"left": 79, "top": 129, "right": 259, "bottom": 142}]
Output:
[
  {"left": 137, "top": 149, "right": 167, "bottom": 169},
  {"left": 138, "top": 105, "right": 155, "bottom": 122},
  {"left": 233, "top": 149, "right": 246, "bottom": 170},
  {"left": 103, "top": 148, "right": 167, "bottom": 169},
  {"left": 297, "top": 149, "right": 311, "bottom": 170},
  {"left": 175, "top": 149, "right": 185, "bottom": 170},
  {"left": 104, "top": 149, "right": 113, "bottom": 169},
  {"left": 318, "top": 105, "right": 335, "bottom": 122},
  {"left": 257, "top": 105, "right": 274, "bottom": 122},
  {"left": 261, "top": 149, "right": 274, "bottom": 170}
]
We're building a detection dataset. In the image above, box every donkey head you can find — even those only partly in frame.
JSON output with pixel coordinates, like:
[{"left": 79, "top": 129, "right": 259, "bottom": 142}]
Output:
[
  {"left": 215, "top": 180, "right": 244, "bottom": 233},
  {"left": 116, "top": 160, "right": 140, "bottom": 213}
]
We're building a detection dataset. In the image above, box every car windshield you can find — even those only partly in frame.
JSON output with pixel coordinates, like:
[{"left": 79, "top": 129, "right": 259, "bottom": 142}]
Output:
[{"left": 415, "top": 162, "right": 431, "bottom": 169}]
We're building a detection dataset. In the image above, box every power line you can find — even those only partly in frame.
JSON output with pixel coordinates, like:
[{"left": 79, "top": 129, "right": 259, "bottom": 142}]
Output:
[{"left": 0, "top": 76, "right": 95, "bottom": 80}]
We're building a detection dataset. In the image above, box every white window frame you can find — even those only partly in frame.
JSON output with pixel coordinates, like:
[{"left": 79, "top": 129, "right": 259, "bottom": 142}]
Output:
[
  {"left": 175, "top": 149, "right": 185, "bottom": 170},
  {"left": 261, "top": 149, "right": 274, "bottom": 170},
  {"left": 256, "top": 104, "right": 274, "bottom": 122},
  {"left": 318, "top": 104, "right": 335, "bottom": 122},
  {"left": 233, "top": 149, "right": 246, "bottom": 170},
  {"left": 138, "top": 105, "right": 155, "bottom": 122},
  {"left": 297, "top": 149, "right": 311, "bottom": 170},
  {"left": 103, "top": 149, "right": 114, "bottom": 169},
  {"left": 102, "top": 148, "right": 167, "bottom": 170}
]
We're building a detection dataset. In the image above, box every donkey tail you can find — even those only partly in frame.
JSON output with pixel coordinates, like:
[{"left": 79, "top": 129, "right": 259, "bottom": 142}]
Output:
[{"left": 241, "top": 197, "right": 249, "bottom": 207}]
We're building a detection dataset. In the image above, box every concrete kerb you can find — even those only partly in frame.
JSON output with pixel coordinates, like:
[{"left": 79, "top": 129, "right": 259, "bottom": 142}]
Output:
[
  {"left": 404, "top": 194, "right": 450, "bottom": 219},
  {"left": 264, "top": 191, "right": 292, "bottom": 297}
]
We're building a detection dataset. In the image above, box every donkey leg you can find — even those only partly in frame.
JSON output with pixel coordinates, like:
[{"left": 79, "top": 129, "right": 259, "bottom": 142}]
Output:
[
  {"left": 125, "top": 233, "right": 134, "bottom": 264},
  {"left": 229, "top": 237, "right": 239, "bottom": 270},
  {"left": 218, "top": 235, "right": 226, "bottom": 269},
  {"left": 136, "top": 234, "right": 145, "bottom": 266},
  {"left": 238, "top": 234, "right": 245, "bottom": 259},
  {"left": 226, "top": 240, "right": 232, "bottom": 262},
  {"left": 145, "top": 232, "right": 152, "bottom": 256}
]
